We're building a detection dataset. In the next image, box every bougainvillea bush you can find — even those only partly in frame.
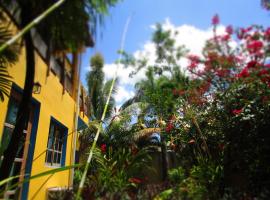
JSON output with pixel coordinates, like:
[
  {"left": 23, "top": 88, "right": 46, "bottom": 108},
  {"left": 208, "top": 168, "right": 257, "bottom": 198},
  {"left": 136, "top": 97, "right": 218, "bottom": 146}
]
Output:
[{"left": 164, "top": 15, "right": 270, "bottom": 199}]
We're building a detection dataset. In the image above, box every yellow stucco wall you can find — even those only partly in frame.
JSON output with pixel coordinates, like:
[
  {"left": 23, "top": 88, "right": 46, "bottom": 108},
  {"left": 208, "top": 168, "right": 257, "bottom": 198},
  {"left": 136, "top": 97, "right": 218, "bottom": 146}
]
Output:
[{"left": 0, "top": 47, "right": 87, "bottom": 199}]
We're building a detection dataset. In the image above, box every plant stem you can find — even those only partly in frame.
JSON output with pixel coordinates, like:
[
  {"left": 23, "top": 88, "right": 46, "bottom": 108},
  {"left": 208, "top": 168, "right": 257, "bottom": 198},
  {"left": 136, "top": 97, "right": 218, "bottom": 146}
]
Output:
[
  {"left": 0, "top": 0, "right": 65, "bottom": 53},
  {"left": 75, "top": 15, "right": 132, "bottom": 200}
]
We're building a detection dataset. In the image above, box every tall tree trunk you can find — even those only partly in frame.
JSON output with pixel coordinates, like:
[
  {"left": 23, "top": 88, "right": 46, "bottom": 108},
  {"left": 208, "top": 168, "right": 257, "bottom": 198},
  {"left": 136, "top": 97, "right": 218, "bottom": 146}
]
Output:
[{"left": 0, "top": 4, "right": 35, "bottom": 182}]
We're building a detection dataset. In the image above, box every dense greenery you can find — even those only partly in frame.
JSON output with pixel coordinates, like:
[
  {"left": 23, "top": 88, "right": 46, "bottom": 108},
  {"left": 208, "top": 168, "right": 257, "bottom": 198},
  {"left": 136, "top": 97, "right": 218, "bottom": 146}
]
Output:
[{"left": 76, "top": 15, "right": 270, "bottom": 199}]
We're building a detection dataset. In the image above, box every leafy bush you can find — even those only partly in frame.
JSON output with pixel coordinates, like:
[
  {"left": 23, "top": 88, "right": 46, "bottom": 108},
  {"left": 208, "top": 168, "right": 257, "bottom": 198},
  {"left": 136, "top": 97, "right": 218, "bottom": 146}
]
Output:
[
  {"left": 168, "top": 166, "right": 185, "bottom": 184},
  {"left": 75, "top": 146, "right": 151, "bottom": 199}
]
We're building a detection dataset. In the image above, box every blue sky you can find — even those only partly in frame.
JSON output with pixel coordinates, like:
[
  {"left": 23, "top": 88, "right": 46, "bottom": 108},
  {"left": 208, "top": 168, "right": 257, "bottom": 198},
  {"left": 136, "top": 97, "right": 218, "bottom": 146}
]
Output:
[{"left": 80, "top": 0, "right": 270, "bottom": 106}]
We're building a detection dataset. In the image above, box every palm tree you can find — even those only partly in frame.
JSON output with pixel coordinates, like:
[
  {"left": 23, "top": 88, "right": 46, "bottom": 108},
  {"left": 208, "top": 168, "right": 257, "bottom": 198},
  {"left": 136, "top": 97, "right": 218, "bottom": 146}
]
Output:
[
  {"left": 0, "top": 0, "right": 120, "bottom": 181},
  {"left": 87, "top": 53, "right": 116, "bottom": 121},
  {"left": 77, "top": 53, "right": 117, "bottom": 162}
]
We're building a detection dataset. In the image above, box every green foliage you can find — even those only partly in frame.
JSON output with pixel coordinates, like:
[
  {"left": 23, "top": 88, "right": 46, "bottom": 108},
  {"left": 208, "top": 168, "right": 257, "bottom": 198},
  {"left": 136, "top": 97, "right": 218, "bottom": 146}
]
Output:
[
  {"left": 120, "top": 23, "right": 187, "bottom": 77},
  {"left": 154, "top": 189, "right": 173, "bottom": 200},
  {"left": 0, "top": 22, "right": 19, "bottom": 101},
  {"left": 36, "top": 0, "right": 121, "bottom": 52},
  {"left": 157, "top": 162, "right": 223, "bottom": 200},
  {"left": 86, "top": 53, "right": 117, "bottom": 120},
  {"left": 76, "top": 147, "right": 151, "bottom": 199},
  {"left": 168, "top": 166, "right": 185, "bottom": 184}
]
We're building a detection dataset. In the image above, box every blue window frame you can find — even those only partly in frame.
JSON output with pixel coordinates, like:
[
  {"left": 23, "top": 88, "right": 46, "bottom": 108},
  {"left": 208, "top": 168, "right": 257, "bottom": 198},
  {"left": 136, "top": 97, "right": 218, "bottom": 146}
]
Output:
[{"left": 45, "top": 117, "right": 67, "bottom": 167}]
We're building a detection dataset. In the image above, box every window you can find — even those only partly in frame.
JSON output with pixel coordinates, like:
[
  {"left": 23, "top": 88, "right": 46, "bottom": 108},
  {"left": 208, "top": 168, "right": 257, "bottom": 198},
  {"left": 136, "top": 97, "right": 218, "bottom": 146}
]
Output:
[{"left": 45, "top": 118, "right": 67, "bottom": 167}]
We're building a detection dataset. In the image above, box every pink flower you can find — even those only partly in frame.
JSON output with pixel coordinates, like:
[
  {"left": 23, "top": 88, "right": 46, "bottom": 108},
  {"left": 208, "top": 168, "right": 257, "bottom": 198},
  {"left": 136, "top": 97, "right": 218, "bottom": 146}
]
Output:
[
  {"left": 226, "top": 25, "right": 233, "bottom": 35},
  {"left": 212, "top": 14, "right": 220, "bottom": 25},
  {"left": 222, "top": 34, "right": 230, "bottom": 41},
  {"left": 232, "top": 108, "right": 243, "bottom": 115},
  {"left": 101, "top": 144, "right": 106, "bottom": 153}
]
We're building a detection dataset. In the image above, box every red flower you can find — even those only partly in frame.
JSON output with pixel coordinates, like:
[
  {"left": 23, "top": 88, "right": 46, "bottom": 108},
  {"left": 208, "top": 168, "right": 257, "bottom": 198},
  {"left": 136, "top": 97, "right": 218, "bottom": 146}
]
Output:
[
  {"left": 226, "top": 25, "right": 233, "bottom": 35},
  {"left": 236, "top": 67, "right": 249, "bottom": 78},
  {"left": 101, "top": 144, "right": 106, "bottom": 153},
  {"left": 232, "top": 108, "right": 243, "bottom": 115},
  {"left": 247, "top": 40, "right": 263, "bottom": 54},
  {"left": 259, "top": 69, "right": 269, "bottom": 76},
  {"left": 188, "top": 139, "right": 195, "bottom": 144},
  {"left": 128, "top": 177, "right": 142, "bottom": 184},
  {"left": 212, "top": 14, "right": 220, "bottom": 25},
  {"left": 264, "top": 28, "right": 270, "bottom": 40},
  {"left": 165, "top": 122, "right": 173, "bottom": 133},
  {"left": 246, "top": 60, "right": 258, "bottom": 69},
  {"left": 187, "top": 55, "right": 200, "bottom": 70}
]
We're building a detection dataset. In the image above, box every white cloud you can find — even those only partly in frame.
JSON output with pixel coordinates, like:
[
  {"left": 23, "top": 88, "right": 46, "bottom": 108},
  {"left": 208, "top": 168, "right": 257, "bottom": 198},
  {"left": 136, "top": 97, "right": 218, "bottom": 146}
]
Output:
[
  {"left": 113, "top": 85, "right": 135, "bottom": 105},
  {"left": 102, "top": 18, "right": 234, "bottom": 106}
]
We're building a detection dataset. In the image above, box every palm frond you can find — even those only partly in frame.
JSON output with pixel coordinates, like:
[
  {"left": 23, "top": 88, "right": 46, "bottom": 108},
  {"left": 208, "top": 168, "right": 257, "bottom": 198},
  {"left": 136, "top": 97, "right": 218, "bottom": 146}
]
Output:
[
  {"left": 133, "top": 128, "right": 161, "bottom": 142},
  {"left": 0, "top": 23, "right": 19, "bottom": 102}
]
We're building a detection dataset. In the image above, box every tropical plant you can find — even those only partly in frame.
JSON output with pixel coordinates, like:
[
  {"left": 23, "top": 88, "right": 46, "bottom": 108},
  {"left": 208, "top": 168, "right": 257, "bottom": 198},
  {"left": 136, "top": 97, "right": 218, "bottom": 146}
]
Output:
[
  {"left": 120, "top": 24, "right": 190, "bottom": 180},
  {"left": 78, "top": 53, "right": 118, "bottom": 163},
  {"left": 86, "top": 53, "right": 117, "bottom": 121},
  {"left": 0, "top": 13, "right": 19, "bottom": 102},
  {"left": 75, "top": 146, "right": 150, "bottom": 199}
]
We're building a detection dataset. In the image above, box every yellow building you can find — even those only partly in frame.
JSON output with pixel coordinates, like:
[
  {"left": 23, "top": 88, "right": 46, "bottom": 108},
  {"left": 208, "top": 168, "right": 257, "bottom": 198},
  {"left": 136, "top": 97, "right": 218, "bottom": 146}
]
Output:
[{"left": 0, "top": 8, "right": 92, "bottom": 200}]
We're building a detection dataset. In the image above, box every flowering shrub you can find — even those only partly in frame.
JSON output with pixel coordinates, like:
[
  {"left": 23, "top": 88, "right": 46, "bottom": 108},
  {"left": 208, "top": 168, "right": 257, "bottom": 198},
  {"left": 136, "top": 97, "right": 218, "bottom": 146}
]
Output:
[
  {"left": 117, "top": 10, "right": 270, "bottom": 198},
  {"left": 161, "top": 14, "right": 270, "bottom": 198},
  {"left": 205, "top": 16, "right": 269, "bottom": 197}
]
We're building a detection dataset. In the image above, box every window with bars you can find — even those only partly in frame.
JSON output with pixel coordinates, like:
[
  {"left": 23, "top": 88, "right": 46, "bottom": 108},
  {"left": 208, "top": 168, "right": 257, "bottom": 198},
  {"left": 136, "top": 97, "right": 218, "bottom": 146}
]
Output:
[{"left": 45, "top": 118, "right": 67, "bottom": 167}]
